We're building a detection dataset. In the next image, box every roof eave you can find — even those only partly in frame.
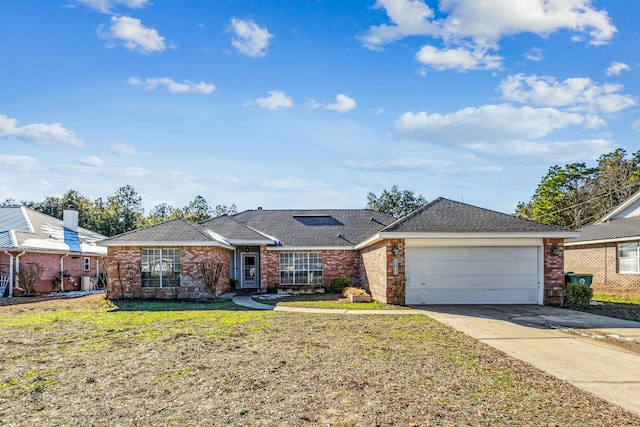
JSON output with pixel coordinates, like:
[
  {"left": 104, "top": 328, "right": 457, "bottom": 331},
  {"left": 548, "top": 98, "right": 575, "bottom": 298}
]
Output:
[
  {"left": 565, "top": 236, "right": 638, "bottom": 246},
  {"left": 266, "top": 245, "right": 355, "bottom": 251},
  {"left": 355, "top": 231, "right": 581, "bottom": 249},
  {"left": 99, "top": 240, "right": 234, "bottom": 250}
]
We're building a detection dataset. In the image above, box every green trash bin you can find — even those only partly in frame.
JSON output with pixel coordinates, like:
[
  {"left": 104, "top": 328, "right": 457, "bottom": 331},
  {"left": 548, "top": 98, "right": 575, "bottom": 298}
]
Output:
[{"left": 567, "top": 274, "right": 593, "bottom": 286}]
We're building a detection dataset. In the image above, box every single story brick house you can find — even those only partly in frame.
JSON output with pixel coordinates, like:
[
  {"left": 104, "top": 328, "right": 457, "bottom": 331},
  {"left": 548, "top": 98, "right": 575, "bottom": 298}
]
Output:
[
  {"left": 0, "top": 206, "right": 107, "bottom": 297},
  {"left": 100, "top": 198, "right": 578, "bottom": 305},
  {"left": 565, "top": 189, "right": 640, "bottom": 291}
]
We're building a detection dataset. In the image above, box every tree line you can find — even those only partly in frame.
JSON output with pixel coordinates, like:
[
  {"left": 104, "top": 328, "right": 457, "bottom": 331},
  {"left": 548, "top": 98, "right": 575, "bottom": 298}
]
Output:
[
  {"left": 1, "top": 185, "right": 236, "bottom": 237},
  {"left": 6, "top": 149, "right": 633, "bottom": 238},
  {"left": 516, "top": 149, "right": 640, "bottom": 230}
]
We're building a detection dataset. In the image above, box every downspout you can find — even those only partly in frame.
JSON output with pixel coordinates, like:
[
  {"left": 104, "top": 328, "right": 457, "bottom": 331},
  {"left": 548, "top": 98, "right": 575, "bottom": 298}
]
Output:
[
  {"left": 3, "top": 251, "right": 15, "bottom": 298},
  {"left": 14, "top": 251, "right": 26, "bottom": 296},
  {"left": 60, "top": 253, "right": 69, "bottom": 292}
]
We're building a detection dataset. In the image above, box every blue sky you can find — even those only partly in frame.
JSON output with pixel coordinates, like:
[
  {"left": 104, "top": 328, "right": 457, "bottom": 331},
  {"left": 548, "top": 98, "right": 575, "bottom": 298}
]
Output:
[{"left": 1, "top": 0, "right": 639, "bottom": 214}]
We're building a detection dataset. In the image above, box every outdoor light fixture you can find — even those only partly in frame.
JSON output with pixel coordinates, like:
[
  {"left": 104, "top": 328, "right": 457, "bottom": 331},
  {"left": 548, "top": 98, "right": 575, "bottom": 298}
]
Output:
[
  {"left": 392, "top": 246, "right": 400, "bottom": 256},
  {"left": 552, "top": 245, "right": 560, "bottom": 256},
  {"left": 244, "top": 246, "right": 250, "bottom": 252}
]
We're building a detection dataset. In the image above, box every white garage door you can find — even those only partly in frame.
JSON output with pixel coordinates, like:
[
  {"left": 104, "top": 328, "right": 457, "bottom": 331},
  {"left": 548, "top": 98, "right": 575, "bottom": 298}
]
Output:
[{"left": 405, "top": 246, "right": 540, "bottom": 305}]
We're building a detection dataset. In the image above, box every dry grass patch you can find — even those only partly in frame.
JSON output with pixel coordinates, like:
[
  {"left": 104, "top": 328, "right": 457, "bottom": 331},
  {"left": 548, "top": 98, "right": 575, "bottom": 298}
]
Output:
[{"left": 0, "top": 295, "right": 638, "bottom": 426}]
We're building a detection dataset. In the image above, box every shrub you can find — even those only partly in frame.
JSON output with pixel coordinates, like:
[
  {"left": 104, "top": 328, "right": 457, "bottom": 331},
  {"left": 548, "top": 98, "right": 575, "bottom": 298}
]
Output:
[
  {"left": 329, "top": 277, "right": 350, "bottom": 294},
  {"left": 343, "top": 287, "right": 367, "bottom": 297},
  {"left": 565, "top": 283, "right": 593, "bottom": 308}
]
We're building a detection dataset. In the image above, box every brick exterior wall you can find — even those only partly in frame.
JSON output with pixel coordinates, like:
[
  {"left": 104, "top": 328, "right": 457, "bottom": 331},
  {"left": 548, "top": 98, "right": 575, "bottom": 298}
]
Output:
[
  {"left": 359, "top": 239, "right": 405, "bottom": 304},
  {"left": 261, "top": 248, "right": 279, "bottom": 292},
  {"left": 261, "top": 249, "right": 363, "bottom": 292},
  {"left": 0, "top": 251, "right": 103, "bottom": 294},
  {"left": 106, "top": 246, "right": 231, "bottom": 299},
  {"left": 565, "top": 242, "right": 640, "bottom": 291},
  {"left": 543, "top": 238, "right": 565, "bottom": 305}
]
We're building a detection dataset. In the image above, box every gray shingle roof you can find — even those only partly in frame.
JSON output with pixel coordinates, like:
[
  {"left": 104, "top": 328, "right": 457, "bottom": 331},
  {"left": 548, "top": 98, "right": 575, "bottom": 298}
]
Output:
[
  {"left": 382, "top": 198, "right": 567, "bottom": 233},
  {"left": 101, "top": 218, "right": 222, "bottom": 244},
  {"left": 228, "top": 209, "right": 394, "bottom": 247},
  {"left": 200, "top": 215, "right": 272, "bottom": 242},
  {"left": 566, "top": 216, "right": 640, "bottom": 244}
]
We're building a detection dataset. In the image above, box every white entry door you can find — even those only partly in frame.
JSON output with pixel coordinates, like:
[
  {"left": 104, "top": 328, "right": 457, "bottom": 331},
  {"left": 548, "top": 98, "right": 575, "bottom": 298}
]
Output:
[
  {"left": 405, "top": 246, "right": 540, "bottom": 305},
  {"left": 241, "top": 253, "right": 259, "bottom": 289}
]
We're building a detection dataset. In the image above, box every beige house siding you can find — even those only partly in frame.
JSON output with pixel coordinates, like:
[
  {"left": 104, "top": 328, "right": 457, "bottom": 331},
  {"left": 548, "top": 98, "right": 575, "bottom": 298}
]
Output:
[{"left": 565, "top": 243, "right": 640, "bottom": 291}]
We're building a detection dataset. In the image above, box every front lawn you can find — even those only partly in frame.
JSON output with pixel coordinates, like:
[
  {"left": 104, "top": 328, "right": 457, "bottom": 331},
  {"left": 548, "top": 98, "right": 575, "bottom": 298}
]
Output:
[
  {"left": 0, "top": 294, "right": 638, "bottom": 426},
  {"left": 253, "top": 292, "right": 409, "bottom": 310}
]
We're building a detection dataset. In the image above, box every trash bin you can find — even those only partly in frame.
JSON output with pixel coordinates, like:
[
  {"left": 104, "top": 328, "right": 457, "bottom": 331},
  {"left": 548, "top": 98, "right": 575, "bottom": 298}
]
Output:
[{"left": 566, "top": 273, "right": 593, "bottom": 286}]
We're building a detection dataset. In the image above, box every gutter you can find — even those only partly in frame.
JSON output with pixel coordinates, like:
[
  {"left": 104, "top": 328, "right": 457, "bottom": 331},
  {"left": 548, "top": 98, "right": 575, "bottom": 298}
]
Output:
[
  {"left": 13, "top": 251, "right": 26, "bottom": 296},
  {"left": 3, "top": 251, "right": 14, "bottom": 298},
  {"left": 60, "top": 253, "right": 69, "bottom": 292}
]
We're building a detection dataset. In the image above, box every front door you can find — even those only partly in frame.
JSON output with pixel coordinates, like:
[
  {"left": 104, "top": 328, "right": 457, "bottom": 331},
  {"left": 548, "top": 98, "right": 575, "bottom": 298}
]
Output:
[{"left": 241, "top": 253, "right": 259, "bottom": 289}]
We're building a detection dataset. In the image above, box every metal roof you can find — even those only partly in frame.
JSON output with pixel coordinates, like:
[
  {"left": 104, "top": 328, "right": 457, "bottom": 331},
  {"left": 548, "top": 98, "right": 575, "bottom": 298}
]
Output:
[{"left": 566, "top": 216, "right": 640, "bottom": 244}]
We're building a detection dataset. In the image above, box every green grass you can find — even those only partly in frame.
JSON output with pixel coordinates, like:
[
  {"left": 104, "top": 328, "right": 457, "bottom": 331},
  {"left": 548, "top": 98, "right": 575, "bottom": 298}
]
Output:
[
  {"left": 0, "top": 294, "right": 638, "bottom": 425},
  {"left": 592, "top": 293, "right": 640, "bottom": 305},
  {"left": 253, "top": 294, "right": 410, "bottom": 310}
]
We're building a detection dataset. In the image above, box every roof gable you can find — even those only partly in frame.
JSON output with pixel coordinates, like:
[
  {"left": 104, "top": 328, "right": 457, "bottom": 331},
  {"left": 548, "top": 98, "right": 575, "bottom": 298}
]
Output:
[
  {"left": 226, "top": 209, "right": 394, "bottom": 247},
  {"left": 101, "top": 218, "right": 228, "bottom": 246},
  {"left": 382, "top": 198, "right": 567, "bottom": 234},
  {"left": 600, "top": 189, "right": 640, "bottom": 222}
]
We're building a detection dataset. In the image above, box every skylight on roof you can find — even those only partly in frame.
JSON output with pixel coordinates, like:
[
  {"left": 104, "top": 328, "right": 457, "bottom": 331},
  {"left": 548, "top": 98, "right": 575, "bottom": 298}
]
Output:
[{"left": 293, "top": 215, "right": 343, "bottom": 226}]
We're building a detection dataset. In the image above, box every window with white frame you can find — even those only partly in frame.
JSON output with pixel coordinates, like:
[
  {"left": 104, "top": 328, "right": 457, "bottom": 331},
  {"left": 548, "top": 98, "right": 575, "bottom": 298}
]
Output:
[
  {"left": 618, "top": 242, "right": 640, "bottom": 274},
  {"left": 83, "top": 257, "right": 91, "bottom": 271},
  {"left": 280, "top": 252, "right": 323, "bottom": 285},
  {"left": 141, "top": 249, "right": 180, "bottom": 287}
]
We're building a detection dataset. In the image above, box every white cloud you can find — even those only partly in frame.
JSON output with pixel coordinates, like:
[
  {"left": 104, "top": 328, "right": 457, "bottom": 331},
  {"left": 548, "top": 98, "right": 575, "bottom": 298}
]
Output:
[
  {"left": 99, "top": 16, "right": 165, "bottom": 54},
  {"left": 260, "top": 177, "right": 311, "bottom": 190},
  {"left": 632, "top": 119, "right": 640, "bottom": 132},
  {"left": 499, "top": 73, "right": 636, "bottom": 113},
  {"left": 128, "top": 77, "right": 215, "bottom": 94},
  {"left": 606, "top": 61, "right": 630, "bottom": 76},
  {"left": 80, "top": 155, "right": 104, "bottom": 167},
  {"left": 229, "top": 18, "right": 273, "bottom": 57},
  {"left": 394, "top": 104, "right": 610, "bottom": 161},
  {"left": 0, "top": 114, "right": 84, "bottom": 148},
  {"left": 361, "top": 0, "right": 616, "bottom": 71},
  {"left": 396, "top": 104, "right": 589, "bottom": 143},
  {"left": 325, "top": 94, "right": 357, "bottom": 112},
  {"left": 75, "top": 0, "right": 148, "bottom": 13},
  {"left": 343, "top": 158, "right": 453, "bottom": 171},
  {"left": 415, "top": 45, "right": 502, "bottom": 71},
  {"left": 524, "top": 47, "right": 543, "bottom": 62},
  {"left": 108, "top": 142, "right": 138, "bottom": 156},
  {"left": 0, "top": 155, "right": 40, "bottom": 172},
  {"left": 254, "top": 90, "right": 294, "bottom": 110}
]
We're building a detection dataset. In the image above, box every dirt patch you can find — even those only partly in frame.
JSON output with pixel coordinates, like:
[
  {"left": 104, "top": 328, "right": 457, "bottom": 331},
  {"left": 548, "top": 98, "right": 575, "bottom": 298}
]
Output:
[{"left": 1, "top": 296, "right": 639, "bottom": 426}]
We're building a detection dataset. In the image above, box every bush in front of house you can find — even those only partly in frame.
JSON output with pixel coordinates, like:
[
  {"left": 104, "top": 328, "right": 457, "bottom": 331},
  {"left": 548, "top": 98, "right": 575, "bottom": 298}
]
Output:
[
  {"left": 565, "top": 283, "right": 593, "bottom": 308},
  {"left": 329, "top": 277, "right": 350, "bottom": 294}
]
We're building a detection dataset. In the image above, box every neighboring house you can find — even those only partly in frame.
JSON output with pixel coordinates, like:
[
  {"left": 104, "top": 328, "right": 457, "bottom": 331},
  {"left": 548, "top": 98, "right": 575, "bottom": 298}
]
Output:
[
  {"left": 0, "top": 206, "right": 107, "bottom": 297},
  {"left": 565, "top": 190, "right": 640, "bottom": 291},
  {"left": 100, "top": 198, "right": 577, "bottom": 305}
]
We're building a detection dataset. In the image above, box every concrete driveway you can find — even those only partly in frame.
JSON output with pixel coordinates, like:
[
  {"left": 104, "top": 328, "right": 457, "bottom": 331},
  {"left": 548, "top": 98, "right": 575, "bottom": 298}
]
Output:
[{"left": 414, "top": 304, "right": 640, "bottom": 416}]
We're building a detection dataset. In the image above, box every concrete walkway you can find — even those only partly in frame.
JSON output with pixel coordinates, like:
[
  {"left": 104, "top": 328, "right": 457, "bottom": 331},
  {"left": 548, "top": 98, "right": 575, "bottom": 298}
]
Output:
[
  {"left": 231, "top": 296, "right": 417, "bottom": 314},
  {"left": 414, "top": 305, "right": 640, "bottom": 416}
]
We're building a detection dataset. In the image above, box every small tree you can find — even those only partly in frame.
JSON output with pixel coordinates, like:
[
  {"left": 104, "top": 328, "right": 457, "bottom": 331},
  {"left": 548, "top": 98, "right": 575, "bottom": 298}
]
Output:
[
  {"left": 199, "top": 261, "right": 223, "bottom": 296},
  {"left": 18, "top": 263, "right": 44, "bottom": 294},
  {"left": 366, "top": 186, "right": 427, "bottom": 218}
]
